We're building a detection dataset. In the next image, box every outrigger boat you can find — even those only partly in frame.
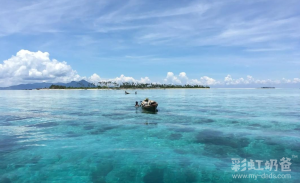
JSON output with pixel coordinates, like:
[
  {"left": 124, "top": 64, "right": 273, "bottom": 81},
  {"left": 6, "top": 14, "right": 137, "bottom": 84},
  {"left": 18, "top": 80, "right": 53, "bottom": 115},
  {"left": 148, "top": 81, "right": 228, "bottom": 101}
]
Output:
[{"left": 141, "top": 98, "right": 158, "bottom": 111}]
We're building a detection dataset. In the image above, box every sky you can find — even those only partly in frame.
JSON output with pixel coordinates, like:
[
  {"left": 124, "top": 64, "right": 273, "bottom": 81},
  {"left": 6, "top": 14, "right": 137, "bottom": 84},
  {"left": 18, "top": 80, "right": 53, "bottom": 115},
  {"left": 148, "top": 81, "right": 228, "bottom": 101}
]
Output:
[{"left": 0, "top": 0, "right": 299, "bottom": 87}]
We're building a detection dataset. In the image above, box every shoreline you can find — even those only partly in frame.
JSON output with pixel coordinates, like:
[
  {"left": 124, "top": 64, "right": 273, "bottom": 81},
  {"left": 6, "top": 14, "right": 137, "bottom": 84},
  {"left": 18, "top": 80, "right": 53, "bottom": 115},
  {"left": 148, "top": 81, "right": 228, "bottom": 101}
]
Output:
[{"left": 39, "top": 88, "right": 210, "bottom": 90}]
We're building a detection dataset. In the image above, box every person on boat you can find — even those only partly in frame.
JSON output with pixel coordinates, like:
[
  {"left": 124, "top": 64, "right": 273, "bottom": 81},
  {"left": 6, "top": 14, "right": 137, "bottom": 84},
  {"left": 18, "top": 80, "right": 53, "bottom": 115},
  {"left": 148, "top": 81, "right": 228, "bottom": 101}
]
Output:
[
  {"left": 135, "top": 101, "right": 139, "bottom": 107},
  {"left": 144, "top": 98, "right": 150, "bottom": 105},
  {"left": 135, "top": 91, "right": 137, "bottom": 94}
]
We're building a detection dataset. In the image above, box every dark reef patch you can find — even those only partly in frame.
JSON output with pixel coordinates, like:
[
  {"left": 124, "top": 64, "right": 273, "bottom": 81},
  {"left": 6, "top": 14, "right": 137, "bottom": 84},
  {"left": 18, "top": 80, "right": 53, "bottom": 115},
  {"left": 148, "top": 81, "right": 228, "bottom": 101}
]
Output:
[
  {"left": 178, "top": 158, "right": 192, "bottom": 167},
  {"left": 0, "top": 136, "right": 19, "bottom": 152},
  {"left": 69, "top": 111, "right": 100, "bottom": 117},
  {"left": 91, "top": 161, "right": 114, "bottom": 183},
  {"left": 0, "top": 135, "right": 29, "bottom": 157},
  {"left": 249, "top": 123, "right": 261, "bottom": 127},
  {"left": 203, "top": 144, "right": 236, "bottom": 158},
  {"left": 30, "top": 155, "right": 42, "bottom": 164},
  {"left": 172, "top": 127, "right": 195, "bottom": 133},
  {"left": 144, "top": 122, "right": 158, "bottom": 125},
  {"left": 66, "top": 131, "right": 81, "bottom": 137},
  {"left": 102, "top": 113, "right": 127, "bottom": 120},
  {"left": 3, "top": 115, "right": 32, "bottom": 122},
  {"left": 0, "top": 177, "right": 12, "bottom": 183},
  {"left": 143, "top": 168, "right": 164, "bottom": 183},
  {"left": 174, "top": 127, "right": 195, "bottom": 132},
  {"left": 198, "top": 109, "right": 209, "bottom": 112},
  {"left": 90, "top": 125, "right": 120, "bottom": 135},
  {"left": 27, "top": 122, "right": 59, "bottom": 128},
  {"left": 263, "top": 138, "right": 279, "bottom": 146},
  {"left": 114, "top": 167, "right": 137, "bottom": 183},
  {"left": 174, "top": 149, "right": 187, "bottom": 154},
  {"left": 163, "top": 167, "right": 198, "bottom": 183},
  {"left": 149, "top": 131, "right": 167, "bottom": 139},
  {"left": 195, "top": 129, "right": 250, "bottom": 148},
  {"left": 0, "top": 121, "right": 12, "bottom": 126},
  {"left": 195, "top": 118, "right": 214, "bottom": 124},
  {"left": 184, "top": 169, "right": 198, "bottom": 183},
  {"left": 169, "top": 133, "right": 182, "bottom": 140},
  {"left": 261, "top": 125, "right": 272, "bottom": 128},
  {"left": 65, "top": 121, "right": 81, "bottom": 126},
  {"left": 84, "top": 125, "right": 94, "bottom": 130}
]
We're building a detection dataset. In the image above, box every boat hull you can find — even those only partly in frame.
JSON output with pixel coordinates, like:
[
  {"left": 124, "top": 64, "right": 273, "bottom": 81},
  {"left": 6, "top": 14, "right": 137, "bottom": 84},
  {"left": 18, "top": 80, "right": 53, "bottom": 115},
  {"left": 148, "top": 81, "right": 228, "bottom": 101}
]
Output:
[
  {"left": 141, "top": 100, "right": 158, "bottom": 111},
  {"left": 141, "top": 104, "right": 158, "bottom": 111}
]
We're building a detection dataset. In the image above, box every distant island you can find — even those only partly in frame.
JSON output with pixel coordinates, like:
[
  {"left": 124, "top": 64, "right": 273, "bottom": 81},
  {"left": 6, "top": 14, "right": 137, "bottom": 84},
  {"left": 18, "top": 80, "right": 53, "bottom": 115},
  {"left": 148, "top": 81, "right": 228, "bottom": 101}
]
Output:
[
  {"left": 49, "top": 82, "right": 210, "bottom": 89},
  {"left": 0, "top": 80, "right": 209, "bottom": 90},
  {"left": 260, "top": 87, "right": 275, "bottom": 89},
  {"left": 0, "top": 80, "right": 92, "bottom": 90}
]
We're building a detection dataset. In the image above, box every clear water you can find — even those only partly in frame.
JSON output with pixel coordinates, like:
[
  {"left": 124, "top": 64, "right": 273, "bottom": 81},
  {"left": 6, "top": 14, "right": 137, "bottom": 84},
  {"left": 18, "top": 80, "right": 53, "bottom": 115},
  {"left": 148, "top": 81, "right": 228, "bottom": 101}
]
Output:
[{"left": 0, "top": 89, "right": 299, "bottom": 183}]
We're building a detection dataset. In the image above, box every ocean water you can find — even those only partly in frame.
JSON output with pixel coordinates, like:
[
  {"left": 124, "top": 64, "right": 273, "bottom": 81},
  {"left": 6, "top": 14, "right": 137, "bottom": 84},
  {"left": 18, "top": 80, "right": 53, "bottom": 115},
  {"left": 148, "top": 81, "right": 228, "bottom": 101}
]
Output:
[{"left": 0, "top": 89, "right": 299, "bottom": 183}]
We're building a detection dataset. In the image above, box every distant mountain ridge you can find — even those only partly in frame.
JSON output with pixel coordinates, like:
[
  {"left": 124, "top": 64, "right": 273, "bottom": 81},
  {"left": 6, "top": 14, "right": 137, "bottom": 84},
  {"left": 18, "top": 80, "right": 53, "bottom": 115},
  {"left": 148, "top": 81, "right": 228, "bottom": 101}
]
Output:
[{"left": 0, "top": 80, "right": 94, "bottom": 90}]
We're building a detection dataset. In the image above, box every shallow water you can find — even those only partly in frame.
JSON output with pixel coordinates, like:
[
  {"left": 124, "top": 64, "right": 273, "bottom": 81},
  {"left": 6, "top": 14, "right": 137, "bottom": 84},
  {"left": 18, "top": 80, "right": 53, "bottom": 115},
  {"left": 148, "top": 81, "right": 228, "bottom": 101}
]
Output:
[{"left": 0, "top": 89, "right": 299, "bottom": 183}]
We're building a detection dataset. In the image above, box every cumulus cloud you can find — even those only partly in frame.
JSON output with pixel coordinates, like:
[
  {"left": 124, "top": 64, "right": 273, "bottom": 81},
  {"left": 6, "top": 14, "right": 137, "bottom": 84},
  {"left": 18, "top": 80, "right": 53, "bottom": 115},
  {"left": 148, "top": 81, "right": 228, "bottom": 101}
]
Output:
[
  {"left": 140, "top": 77, "right": 151, "bottom": 83},
  {"left": 224, "top": 74, "right": 261, "bottom": 85},
  {"left": 86, "top": 73, "right": 101, "bottom": 84},
  {"left": 164, "top": 72, "right": 182, "bottom": 84},
  {"left": 178, "top": 72, "right": 188, "bottom": 83},
  {"left": 281, "top": 78, "right": 300, "bottom": 84},
  {"left": 0, "top": 50, "right": 81, "bottom": 86},
  {"left": 163, "top": 73, "right": 300, "bottom": 86},
  {"left": 224, "top": 75, "right": 247, "bottom": 85},
  {"left": 108, "top": 75, "right": 151, "bottom": 84},
  {"left": 112, "top": 74, "right": 136, "bottom": 83},
  {"left": 223, "top": 75, "right": 300, "bottom": 86},
  {"left": 0, "top": 50, "right": 299, "bottom": 87},
  {"left": 0, "top": 50, "right": 154, "bottom": 87},
  {"left": 191, "top": 76, "right": 219, "bottom": 85},
  {"left": 164, "top": 72, "right": 218, "bottom": 85}
]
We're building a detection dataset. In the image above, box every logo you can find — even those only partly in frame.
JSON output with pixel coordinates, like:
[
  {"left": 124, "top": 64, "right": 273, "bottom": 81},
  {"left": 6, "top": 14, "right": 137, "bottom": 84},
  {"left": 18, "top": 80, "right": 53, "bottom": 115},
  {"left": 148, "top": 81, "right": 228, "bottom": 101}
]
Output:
[{"left": 231, "top": 157, "right": 292, "bottom": 172}]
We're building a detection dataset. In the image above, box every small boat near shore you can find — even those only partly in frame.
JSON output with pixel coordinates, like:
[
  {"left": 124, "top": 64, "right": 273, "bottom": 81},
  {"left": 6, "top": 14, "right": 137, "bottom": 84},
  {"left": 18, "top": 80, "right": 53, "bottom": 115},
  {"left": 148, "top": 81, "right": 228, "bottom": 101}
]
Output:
[
  {"left": 260, "top": 87, "right": 275, "bottom": 89},
  {"left": 141, "top": 98, "right": 158, "bottom": 111}
]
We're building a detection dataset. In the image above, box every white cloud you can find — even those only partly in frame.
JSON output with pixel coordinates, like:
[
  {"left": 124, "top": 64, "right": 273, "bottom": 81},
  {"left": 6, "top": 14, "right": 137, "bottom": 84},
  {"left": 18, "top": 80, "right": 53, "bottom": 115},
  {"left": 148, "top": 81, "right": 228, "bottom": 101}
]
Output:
[
  {"left": 139, "top": 77, "right": 151, "bottom": 83},
  {"left": 164, "top": 72, "right": 219, "bottom": 86},
  {"left": 282, "top": 78, "right": 300, "bottom": 84},
  {"left": 222, "top": 75, "right": 300, "bottom": 86},
  {"left": 108, "top": 75, "right": 151, "bottom": 84},
  {"left": 224, "top": 75, "right": 233, "bottom": 83},
  {"left": 0, "top": 50, "right": 299, "bottom": 87},
  {"left": 292, "top": 78, "right": 300, "bottom": 83},
  {"left": 0, "top": 50, "right": 154, "bottom": 87},
  {"left": 86, "top": 73, "right": 101, "bottom": 84},
  {"left": 178, "top": 72, "right": 187, "bottom": 78},
  {"left": 0, "top": 50, "right": 81, "bottom": 86},
  {"left": 112, "top": 74, "right": 136, "bottom": 83},
  {"left": 164, "top": 72, "right": 182, "bottom": 84},
  {"left": 190, "top": 74, "right": 300, "bottom": 86},
  {"left": 224, "top": 75, "right": 260, "bottom": 85},
  {"left": 224, "top": 75, "right": 254, "bottom": 85},
  {"left": 191, "top": 76, "right": 219, "bottom": 85}
]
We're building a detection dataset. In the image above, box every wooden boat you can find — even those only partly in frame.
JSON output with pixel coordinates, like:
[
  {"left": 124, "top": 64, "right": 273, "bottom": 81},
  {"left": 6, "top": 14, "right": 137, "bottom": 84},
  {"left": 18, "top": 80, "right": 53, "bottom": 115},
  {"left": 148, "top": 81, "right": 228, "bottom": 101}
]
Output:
[{"left": 141, "top": 98, "right": 158, "bottom": 111}]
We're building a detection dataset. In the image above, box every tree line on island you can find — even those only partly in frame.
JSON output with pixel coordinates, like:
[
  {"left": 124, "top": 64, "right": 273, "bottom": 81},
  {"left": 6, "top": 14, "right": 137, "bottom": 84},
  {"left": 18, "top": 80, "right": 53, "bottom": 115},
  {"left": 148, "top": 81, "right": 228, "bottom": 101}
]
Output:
[{"left": 49, "top": 81, "right": 210, "bottom": 89}]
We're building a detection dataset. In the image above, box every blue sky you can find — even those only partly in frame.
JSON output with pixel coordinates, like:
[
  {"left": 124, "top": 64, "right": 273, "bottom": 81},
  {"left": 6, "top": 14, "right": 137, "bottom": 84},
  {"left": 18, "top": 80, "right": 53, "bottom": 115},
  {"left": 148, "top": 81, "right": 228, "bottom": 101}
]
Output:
[{"left": 0, "top": 0, "right": 299, "bottom": 87}]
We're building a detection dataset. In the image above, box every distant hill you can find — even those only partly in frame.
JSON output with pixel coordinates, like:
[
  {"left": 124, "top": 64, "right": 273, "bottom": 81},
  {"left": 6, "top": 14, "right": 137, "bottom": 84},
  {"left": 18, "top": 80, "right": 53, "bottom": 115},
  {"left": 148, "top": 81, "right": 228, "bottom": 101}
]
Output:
[{"left": 0, "top": 80, "right": 95, "bottom": 90}]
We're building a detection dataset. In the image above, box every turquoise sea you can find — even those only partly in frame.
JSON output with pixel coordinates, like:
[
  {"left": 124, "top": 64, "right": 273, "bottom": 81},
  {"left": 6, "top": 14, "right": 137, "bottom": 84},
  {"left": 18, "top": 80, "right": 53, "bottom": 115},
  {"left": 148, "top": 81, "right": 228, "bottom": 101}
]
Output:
[{"left": 0, "top": 89, "right": 299, "bottom": 183}]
